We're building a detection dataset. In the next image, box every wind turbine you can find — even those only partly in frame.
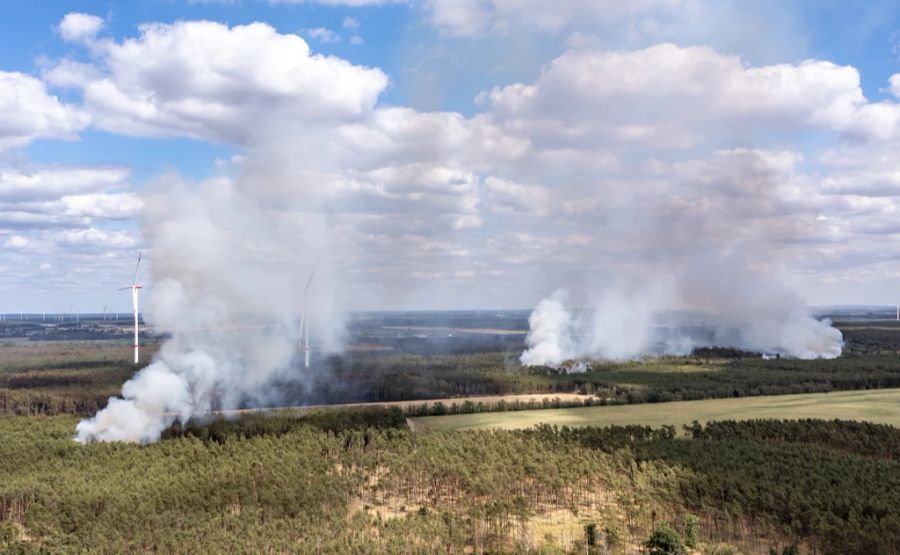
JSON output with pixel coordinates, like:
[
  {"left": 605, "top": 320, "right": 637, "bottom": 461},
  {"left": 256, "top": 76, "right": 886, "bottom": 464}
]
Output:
[
  {"left": 298, "top": 255, "right": 320, "bottom": 369},
  {"left": 119, "top": 252, "right": 143, "bottom": 364}
]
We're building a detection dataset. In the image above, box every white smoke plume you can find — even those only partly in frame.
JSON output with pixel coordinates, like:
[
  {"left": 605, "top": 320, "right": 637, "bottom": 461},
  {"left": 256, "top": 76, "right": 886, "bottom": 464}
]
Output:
[
  {"left": 674, "top": 252, "right": 843, "bottom": 360},
  {"left": 522, "top": 255, "right": 843, "bottom": 368},
  {"left": 76, "top": 176, "right": 342, "bottom": 443},
  {"left": 519, "top": 290, "right": 577, "bottom": 366}
]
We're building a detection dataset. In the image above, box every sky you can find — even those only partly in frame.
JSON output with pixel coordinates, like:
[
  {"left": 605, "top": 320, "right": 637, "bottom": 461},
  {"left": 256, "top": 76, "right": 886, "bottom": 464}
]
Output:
[{"left": 1, "top": 0, "right": 900, "bottom": 313}]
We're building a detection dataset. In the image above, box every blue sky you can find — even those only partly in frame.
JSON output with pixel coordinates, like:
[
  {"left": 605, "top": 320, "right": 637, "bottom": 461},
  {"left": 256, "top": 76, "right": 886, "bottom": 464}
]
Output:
[
  {"left": 1, "top": 0, "right": 900, "bottom": 313},
  {"left": 4, "top": 1, "right": 899, "bottom": 183}
]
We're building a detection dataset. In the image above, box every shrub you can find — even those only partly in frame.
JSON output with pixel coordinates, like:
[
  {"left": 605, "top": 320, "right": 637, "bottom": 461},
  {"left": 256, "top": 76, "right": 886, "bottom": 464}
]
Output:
[
  {"left": 682, "top": 513, "right": 700, "bottom": 548},
  {"left": 645, "top": 522, "right": 686, "bottom": 555}
]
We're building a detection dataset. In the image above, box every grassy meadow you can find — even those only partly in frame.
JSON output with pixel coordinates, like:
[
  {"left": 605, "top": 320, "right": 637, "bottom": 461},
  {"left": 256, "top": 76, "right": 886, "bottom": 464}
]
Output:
[{"left": 410, "top": 388, "right": 900, "bottom": 432}]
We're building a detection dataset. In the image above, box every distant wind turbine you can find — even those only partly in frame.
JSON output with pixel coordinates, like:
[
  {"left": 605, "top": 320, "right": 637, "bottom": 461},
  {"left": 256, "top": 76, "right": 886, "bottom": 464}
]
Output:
[
  {"left": 118, "top": 252, "right": 143, "bottom": 364},
  {"left": 298, "top": 255, "right": 320, "bottom": 369}
]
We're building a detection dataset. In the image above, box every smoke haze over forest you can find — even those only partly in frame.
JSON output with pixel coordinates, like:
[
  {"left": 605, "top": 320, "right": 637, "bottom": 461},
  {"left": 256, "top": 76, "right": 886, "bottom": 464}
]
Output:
[{"left": 0, "top": 2, "right": 897, "bottom": 440}]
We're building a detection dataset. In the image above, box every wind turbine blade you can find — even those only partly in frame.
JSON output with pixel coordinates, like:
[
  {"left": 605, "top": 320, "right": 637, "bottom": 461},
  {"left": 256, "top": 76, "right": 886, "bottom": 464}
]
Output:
[
  {"left": 131, "top": 251, "right": 142, "bottom": 286},
  {"left": 304, "top": 254, "right": 320, "bottom": 293}
]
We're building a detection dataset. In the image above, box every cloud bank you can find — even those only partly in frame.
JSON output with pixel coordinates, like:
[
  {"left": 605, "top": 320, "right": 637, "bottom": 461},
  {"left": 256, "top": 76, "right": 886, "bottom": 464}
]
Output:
[{"left": 7, "top": 10, "right": 900, "bottom": 312}]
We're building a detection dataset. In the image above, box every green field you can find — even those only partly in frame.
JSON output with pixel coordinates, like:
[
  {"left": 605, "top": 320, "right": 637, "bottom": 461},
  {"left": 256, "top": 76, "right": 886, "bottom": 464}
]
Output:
[{"left": 410, "top": 388, "right": 900, "bottom": 431}]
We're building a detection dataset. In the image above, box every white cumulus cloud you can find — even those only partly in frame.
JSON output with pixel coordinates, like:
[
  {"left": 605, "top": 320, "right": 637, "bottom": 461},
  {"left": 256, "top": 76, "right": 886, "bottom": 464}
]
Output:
[
  {"left": 304, "top": 27, "right": 341, "bottom": 43},
  {"left": 58, "top": 13, "right": 105, "bottom": 43},
  {"left": 50, "top": 17, "right": 389, "bottom": 145},
  {"left": 0, "top": 72, "right": 89, "bottom": 151}
]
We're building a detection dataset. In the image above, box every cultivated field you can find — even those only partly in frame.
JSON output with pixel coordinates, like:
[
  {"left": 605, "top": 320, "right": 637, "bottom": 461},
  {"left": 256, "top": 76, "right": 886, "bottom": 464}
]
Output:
[{"left": 410, "top": 388, "right": 900, "bottom": 431}]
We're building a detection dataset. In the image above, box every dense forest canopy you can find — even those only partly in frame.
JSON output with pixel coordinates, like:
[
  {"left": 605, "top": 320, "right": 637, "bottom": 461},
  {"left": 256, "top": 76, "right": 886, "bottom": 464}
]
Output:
[{"left": 3, "top": 413, "right": 900, "bottom": 553}]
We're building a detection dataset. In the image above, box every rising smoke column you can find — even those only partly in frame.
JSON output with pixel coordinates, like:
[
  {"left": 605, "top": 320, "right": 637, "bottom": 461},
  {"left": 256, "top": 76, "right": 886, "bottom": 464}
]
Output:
[
  {"left": 674, "top": 251, "right": 843, "bottom": 359},
  {"left": 520, "top": 287, "right": 662, "bottom": 367},
  {"left": 520, "top": 287, "right": 666, "bottom": 366},
  {"left": 519, "top": 290, "right": 577, "bottom": 366},
  {"left": 76, "top": 176, "right": 341, "bottom": 443},
  {"left": 520, "top": 253, "right": 843, "bottom": 368}
]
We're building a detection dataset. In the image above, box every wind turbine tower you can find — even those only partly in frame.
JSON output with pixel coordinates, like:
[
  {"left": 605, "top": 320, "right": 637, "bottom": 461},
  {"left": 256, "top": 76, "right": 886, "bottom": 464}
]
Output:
[
  {"left": 119, "top": 252, "right": 143, "bottom": 364},
  {"left": 298, "top": 256, "right": 320, "bottom": 369}
]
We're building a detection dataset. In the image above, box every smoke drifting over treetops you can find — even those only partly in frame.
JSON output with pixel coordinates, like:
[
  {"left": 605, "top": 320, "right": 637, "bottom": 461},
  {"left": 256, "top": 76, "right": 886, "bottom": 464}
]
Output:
[
  {"left": 520, "top": 254, "right": 844, "bottom": 368},
  {"left": 74, "top": 152, "right": 847, "bottom": 442},
  {"left": 75, "top": 175, "right": 342, "bottom": 443},
  {"left": 66, "top": 14, "right": 875, "bottom": 443},
  {"left": 514, "top": 152, "right": 846, "bottom": 367}
]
